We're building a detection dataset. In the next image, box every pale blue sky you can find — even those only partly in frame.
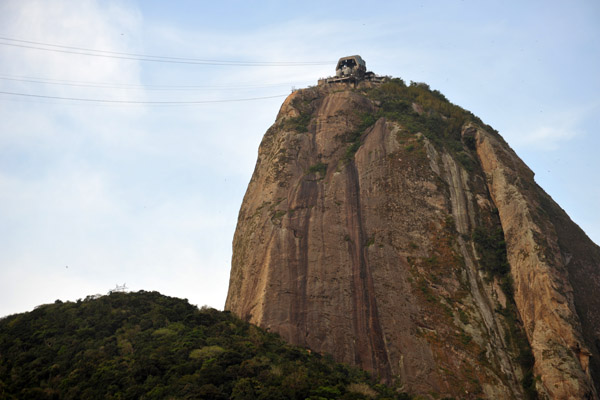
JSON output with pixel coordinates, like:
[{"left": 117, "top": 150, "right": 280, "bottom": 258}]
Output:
[{"left": 1, "top": 0, "right": 598, "bottom": 317}]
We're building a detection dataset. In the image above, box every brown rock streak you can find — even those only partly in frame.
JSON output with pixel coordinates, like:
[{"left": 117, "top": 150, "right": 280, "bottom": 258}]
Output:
[
  {"left": 286, "top": 179, "right": 318, "bottom": 343},
  {"left": 344, "top": 161, "right": 392, "bottom": 380}
]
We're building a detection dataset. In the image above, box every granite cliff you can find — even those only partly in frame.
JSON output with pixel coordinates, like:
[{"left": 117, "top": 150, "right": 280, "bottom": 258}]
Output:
[{"left": 225, "top": 78, "right": 600, "bottom": 399}]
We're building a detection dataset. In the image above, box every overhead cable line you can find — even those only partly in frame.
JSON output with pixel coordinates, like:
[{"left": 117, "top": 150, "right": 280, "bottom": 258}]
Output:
[
  {"left": 0, "top": 74, "right": 307, "bottom": 91},
  {"left": 0, "top": 36, "right": 334, "bottom": 66},
  {"left": 0, "top": 90, "right": 287, "bottom": 105}
]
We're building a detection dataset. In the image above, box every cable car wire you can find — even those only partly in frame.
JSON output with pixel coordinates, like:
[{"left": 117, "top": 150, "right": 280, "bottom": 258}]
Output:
[
  {"left": 0, "top": 90, "right": 288, "bottom": 105},
  {"left": 0, "top": 36, "right": 334, "bottom": 66},
  {"left": 0, "top": 73, "right": 308, "bottom": 91}
]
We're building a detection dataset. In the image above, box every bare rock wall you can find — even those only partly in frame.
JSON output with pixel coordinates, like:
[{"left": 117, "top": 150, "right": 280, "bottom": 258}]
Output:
[{"left": 226, "top": 85, "right": 600, "bottom": 399}]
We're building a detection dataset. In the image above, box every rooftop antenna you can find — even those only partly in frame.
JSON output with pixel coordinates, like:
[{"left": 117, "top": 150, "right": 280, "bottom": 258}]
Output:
[{"left": 110, "top": 283, "right": 128, "bottom": 293}]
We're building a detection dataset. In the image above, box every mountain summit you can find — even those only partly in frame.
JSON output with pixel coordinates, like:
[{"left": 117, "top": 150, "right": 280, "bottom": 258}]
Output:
[{"left": 225, "top": 62, "right": 600, "bottom": 399}]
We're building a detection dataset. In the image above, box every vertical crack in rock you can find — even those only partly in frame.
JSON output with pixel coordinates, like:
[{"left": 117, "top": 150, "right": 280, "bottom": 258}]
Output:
[
  {"left": 442, "top": 153, "right": 523, "bottom": 396},
  {"left": 345, "top": 160, "right": 392, "bottom": 381},
  {"left": 287, "top": 178, "right": 319, "bottom": 344},
  {"left": 428, "top": 141, "right": 524, "bottom": 397}
]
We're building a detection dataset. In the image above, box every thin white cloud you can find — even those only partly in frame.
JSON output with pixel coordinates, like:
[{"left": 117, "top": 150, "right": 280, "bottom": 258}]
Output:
[
  {"left": 514, "top": 125, "right": 579, "bottom": 151},
  {"left": 504, "top": 103, "right": 598, "bottom": 151}
]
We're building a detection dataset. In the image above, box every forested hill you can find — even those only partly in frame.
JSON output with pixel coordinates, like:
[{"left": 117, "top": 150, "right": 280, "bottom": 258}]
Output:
[{"left": 0, "top": 291, "right": 409, "bottom": 400}]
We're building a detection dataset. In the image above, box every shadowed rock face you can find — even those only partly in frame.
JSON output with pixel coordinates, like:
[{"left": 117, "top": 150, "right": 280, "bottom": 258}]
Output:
[{"left": 225, "top": 82, "right": 600, "bottom": 399}]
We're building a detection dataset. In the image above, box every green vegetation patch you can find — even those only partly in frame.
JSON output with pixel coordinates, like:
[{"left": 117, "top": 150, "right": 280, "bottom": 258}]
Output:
[
  {"left": 359, "top": 79, "right": 489, "bottom": 167},
  {"left": 471, "top": 225, "right": 510, "bottom": 278},
  {"left": 283, "top": 112, "right": 312, "bottom": 133},
  {"left": 189, "top": 345, "right": 225, "bottom": 360},
  {"left": 271, "top": 209, "right": 287, "bottom": 223},
  {"left": 342, "top": 112, "right": 378, "bottom": 162},
  {"left": 308, "top": 162, "right": 328, "bottom": 176},
  {"left": 0, "top": 291, "right": 412, "bottom": 400},
  {"left": 365, "top": 236, "right": 375, "bottom": 247}
]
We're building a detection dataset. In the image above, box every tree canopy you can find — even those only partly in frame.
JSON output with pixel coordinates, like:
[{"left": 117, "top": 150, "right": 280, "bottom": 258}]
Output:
[{"left": 0, "top": 291, "right": 410, "bottom": 399}]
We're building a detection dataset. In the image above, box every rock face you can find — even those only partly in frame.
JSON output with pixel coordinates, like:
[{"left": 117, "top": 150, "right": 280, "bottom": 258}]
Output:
[
  {"left": 225, "top": 80, "right": 600, "bottom": 399},
  {"left": 470, "top": 125, "right": 600, "bottom": 399}
]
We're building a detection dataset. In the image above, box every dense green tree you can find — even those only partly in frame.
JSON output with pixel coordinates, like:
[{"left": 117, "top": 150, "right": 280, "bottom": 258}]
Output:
[{"left": 0, "top": 291, "right": 409, "bottom": 399}]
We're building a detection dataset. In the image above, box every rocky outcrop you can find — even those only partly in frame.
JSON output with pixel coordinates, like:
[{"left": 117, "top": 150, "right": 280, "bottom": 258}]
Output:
[
  {"left": 467, "top": 124, "right": 599, "bottom": 399},
  {"left": 226, "top": 81, "right": 600, "bottom": 399}
]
